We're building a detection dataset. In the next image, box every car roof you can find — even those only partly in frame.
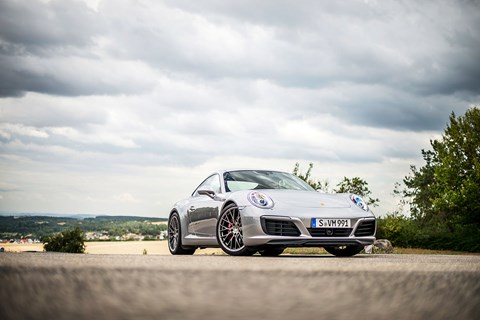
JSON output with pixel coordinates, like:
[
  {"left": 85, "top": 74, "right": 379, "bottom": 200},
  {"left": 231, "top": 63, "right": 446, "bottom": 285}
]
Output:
[{"left": 213, "top": 169, "right": 290, "bottom": 176}]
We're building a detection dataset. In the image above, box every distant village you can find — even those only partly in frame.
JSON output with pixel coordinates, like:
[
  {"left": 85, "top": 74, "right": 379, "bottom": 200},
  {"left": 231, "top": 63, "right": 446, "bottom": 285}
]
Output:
[
  {"left": 1, "top": 237, "right": 42, "bottom": 244},
  {"left": 0, "top": 215, "right": 169, "bottom": 244},
  {"left": 83, "top": 230, "right": 168, "bottom": 241}
]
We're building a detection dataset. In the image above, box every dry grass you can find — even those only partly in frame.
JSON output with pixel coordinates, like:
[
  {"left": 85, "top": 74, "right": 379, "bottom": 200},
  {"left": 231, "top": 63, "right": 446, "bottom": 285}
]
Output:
[
  {"left": 1, "top": 241, "right": 223, "bottom": 255},
  {"left": 1, "top": 242, "right": 475, "bottom": 255},
  {"left": 284, "top": 247, "right": 328, "bottom": 255},
  {"left": 1, "top": 243, "right": 44, "bottom": 253}
]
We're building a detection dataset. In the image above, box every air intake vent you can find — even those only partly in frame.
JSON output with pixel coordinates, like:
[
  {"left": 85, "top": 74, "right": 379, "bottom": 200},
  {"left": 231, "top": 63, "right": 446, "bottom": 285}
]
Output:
[
  {"left": 354, "top": 219, "right": 376, "bottom": 236},
  {"left": 262, "top": 219, "right": 301, "bottom": 236}
]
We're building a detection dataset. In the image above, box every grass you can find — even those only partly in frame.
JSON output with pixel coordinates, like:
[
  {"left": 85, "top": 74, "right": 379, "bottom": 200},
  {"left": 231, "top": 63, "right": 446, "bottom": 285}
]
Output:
[
  {"left": 284, "top": 247, "right": 328, "bottom": 255},
  {"left": 392, "top": 247, "right": 476, "bottom": 255},
  {"left": 283, "top": 247, "right": 473, "bottom": 255}
]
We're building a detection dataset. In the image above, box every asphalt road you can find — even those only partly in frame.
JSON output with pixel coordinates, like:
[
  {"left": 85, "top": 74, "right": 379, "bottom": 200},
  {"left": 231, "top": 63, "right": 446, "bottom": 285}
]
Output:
[{"left": 1, "top": 253, "right": 479, "bottom": 320}]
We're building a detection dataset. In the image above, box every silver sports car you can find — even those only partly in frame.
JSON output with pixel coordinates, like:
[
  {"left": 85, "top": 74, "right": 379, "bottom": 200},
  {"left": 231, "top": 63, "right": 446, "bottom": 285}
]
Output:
[{"left": 168, "top": 169, "right": 376, "bottom": 257}]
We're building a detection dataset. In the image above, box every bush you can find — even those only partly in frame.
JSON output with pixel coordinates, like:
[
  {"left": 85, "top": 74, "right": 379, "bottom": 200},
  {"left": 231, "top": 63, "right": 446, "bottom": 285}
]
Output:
[
  {"left": 376, "top": 214, "right": 419, "bottom": 248},
  {"left": 43, "top": 227, "right": 86, "bottom": 253},
  {"left": 377, "top": 214, "right": 480, "bottom": 252}
]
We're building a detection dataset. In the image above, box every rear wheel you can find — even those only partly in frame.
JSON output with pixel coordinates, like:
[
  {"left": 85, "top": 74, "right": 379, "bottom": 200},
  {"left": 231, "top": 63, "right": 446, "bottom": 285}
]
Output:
[
  {"left": 324, "top": 245, "right": 363, "bottom": 257},
  {"left": 168, "top": 212, "right": 196, "bottom": 255},
  {"left": 258, "top": 247, "right": 285, "bottom": 257},
  {"left": 216, "top": 203, "right": 256, "bottom": 256}
]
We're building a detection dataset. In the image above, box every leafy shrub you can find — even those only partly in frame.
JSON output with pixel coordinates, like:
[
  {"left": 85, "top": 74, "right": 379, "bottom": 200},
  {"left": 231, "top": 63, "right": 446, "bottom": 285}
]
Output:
[
  {"left": 43, "top": 227, "right": 86, "bottom": 253},
  {"left": 377, "top": 214, "right": 417, "bottom": 247},
  {"left": 377, "top": 214, "right": 480, "bottom": 252}
]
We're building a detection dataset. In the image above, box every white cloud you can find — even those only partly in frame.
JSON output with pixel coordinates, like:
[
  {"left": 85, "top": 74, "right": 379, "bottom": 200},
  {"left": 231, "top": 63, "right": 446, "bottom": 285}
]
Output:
[
  {"left": 0, "top": 123, "right": 49, "bottom": 139},
  {"left": 48, "top": 126, "right": 139, "bottom": 149}
]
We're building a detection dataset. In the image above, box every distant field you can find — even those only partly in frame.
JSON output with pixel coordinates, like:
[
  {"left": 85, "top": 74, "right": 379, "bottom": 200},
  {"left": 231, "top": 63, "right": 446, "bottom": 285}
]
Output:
[{"left": 1, "top": 241, "right": 223, "bottom": 255}]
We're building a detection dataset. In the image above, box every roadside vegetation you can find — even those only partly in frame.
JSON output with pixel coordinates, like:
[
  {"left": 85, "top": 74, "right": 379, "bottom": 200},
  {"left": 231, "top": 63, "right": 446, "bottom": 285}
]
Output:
[
  {"left": 294, "top": 106, "right": 480, "bottom": 253},
  {"left": 43, "top": 227, "right": 85, "bottom": 253}
]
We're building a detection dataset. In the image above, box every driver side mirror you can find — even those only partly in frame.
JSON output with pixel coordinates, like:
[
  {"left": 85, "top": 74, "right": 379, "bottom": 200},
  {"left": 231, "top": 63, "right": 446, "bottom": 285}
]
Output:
[
  {"left": 197, "top": 186, "right": 224, "bottom": 201},
  {"left": 198, "top": 187, "right": 215, "bottom": 198}
]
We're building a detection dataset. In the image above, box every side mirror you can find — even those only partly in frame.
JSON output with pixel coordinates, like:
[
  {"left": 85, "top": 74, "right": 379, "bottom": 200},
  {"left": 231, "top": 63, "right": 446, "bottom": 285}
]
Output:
[
  {"left": 316, "top": 189, "right": 326, "bottom": 193},
  {"left": 197, "top": 186, "right": 224, "bottom": 201},
  {"left": 197, "top": 187, "right": 216, "bottom": 199}
]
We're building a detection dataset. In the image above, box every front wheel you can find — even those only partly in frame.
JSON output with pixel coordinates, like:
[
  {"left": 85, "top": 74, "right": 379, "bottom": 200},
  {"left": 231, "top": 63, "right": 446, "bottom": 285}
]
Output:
[
  {"left": 216, "top": 203, "right": 256, "bottom": 256},
  {"left": 324, "top": 245, "right": 363, "bottom": 257},
  {"left": 168, "top": 212, "right": 196, "bottom": 255}
]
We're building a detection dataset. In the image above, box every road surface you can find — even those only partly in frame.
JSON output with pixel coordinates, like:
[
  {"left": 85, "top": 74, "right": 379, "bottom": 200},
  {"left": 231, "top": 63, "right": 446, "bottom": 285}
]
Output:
[{"left": 1, "top": 253, "right": 479, "bottom": 320}]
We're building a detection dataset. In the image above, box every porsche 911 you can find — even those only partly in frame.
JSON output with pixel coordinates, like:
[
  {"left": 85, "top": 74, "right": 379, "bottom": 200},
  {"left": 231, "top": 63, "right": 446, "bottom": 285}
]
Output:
[{"left": 168, "top": 169, "right": 376, "bottom": 257}]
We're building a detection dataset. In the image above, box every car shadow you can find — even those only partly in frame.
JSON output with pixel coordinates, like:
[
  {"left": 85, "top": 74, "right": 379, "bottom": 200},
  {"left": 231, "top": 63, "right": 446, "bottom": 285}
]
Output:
[{"left": 252, "top": 254, "right": 379, "bottom": 259}]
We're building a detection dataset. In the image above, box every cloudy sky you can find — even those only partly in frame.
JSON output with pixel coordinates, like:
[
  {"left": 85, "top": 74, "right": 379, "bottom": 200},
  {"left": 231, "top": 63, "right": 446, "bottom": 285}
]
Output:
[{"left": 0, "top": 0, "right": 479, "bottom": 218}]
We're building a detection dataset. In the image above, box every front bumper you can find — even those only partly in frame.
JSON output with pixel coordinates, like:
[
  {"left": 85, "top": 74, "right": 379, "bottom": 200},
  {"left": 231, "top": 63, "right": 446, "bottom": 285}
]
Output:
[
  {"left": 241, "top": 207, "right": 376, "bottom": 247},
  {"left": 262, "top": 238, "right": 375, "bottom": 247}
]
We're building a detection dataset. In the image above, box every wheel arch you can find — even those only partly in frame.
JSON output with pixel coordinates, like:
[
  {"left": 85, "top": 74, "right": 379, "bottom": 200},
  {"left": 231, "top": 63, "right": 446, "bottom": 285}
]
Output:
[
  {"left": 168, "top": 208, "right": 188, "bottom": 242},
  {"left": 168, "top": 208, "right": 178, "bottom": 219},
  {"left": 221, "top": 200, "right": 238, "bottom": 212}
]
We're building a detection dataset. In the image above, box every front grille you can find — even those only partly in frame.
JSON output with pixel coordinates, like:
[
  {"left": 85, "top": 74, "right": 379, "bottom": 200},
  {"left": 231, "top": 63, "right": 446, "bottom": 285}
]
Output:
[
  {"left": 262, "top": 219, "right": 301, "bottom": 236},
  {"left": 354, "top": 219, "right": 376, "bottom": 236},
  {"left": 307, "top": 228, "right": 352, "bottom": 237}
]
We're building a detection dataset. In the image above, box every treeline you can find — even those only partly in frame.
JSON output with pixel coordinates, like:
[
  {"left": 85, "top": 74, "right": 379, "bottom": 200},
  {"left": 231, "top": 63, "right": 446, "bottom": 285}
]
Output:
[
  {"left": 0, "top": 215, "right": 167, "bottom": 240},
  {"left": 294, "top": 106, "right": 480, "bottom": 252},
  {"left": 377, "top": 107, "right": 480, "bottom": 252}
]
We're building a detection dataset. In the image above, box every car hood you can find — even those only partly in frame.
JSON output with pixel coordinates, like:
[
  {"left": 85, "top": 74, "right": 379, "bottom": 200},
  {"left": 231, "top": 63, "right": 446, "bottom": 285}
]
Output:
[{"left": 261, "top": 190, "right": 351, "bottom": 209}]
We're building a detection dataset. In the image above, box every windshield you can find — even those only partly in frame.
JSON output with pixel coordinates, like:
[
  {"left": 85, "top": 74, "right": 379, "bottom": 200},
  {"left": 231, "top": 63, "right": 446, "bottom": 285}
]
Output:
[{"left": 223, "top": 170, "right": 315, "bottom": 192}]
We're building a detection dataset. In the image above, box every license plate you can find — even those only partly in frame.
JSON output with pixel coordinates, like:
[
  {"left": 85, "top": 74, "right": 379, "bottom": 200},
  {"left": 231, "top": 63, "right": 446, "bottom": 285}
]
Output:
[{"left": 312, "top": 218, "right": 351, "bottom": 228}]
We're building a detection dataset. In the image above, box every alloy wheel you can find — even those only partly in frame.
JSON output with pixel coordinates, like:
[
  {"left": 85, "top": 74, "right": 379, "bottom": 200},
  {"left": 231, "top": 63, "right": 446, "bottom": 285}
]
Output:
[
  {"left": 168, "top": 214, "right": 180, "bottom": 251},
  {"left": 218, "top": 204, "right": 245, "bottom": 252}
]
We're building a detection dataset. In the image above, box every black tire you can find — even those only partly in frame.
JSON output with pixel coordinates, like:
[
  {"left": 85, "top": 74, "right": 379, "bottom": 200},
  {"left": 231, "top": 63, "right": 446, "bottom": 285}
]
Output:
[
  {"left": 168, "top": 212, "right": 196, "bottom": 255},
  {"left": 258, "top": 247, "right": 285, "bottom": 257},
  {"left": 324, "top": 245, "right": 363, "bottom": 257},
  {"left": 216, "top": 203, "right": 256, "bottom": 256}
]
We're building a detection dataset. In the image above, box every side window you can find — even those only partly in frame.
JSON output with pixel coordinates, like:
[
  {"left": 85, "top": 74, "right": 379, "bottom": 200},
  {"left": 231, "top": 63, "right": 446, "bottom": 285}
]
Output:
[
  {"left": 209, "top": 174, "right": 221, "bottom": 194},
  {"left": 193, "top": 174, "right": 221, "bottom": 196}
]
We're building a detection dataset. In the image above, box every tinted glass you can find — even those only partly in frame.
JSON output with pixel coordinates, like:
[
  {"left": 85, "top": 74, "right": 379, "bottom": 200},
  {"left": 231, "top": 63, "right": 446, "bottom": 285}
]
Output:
[
  {"left": 223, "top": 170, "right": 315, "bottom": 192},
  {"left": 193, "top": 174, "right": 221, "bottom": 196}
]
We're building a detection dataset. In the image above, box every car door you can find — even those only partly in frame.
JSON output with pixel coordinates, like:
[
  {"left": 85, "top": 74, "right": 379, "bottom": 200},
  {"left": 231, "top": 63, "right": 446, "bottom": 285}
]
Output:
[{"left": 187, "top": 174, "right": 222, "bottom": 237}]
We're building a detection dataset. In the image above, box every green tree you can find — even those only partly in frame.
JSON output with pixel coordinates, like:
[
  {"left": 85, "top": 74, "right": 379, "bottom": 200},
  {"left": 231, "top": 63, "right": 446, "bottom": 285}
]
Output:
[
  {"left": 293, "top": 162, "right": 378, "bottom": 206},
  {"left": 43, "top": 227, "right": 86, "bottom": 253},
  {"left": 293, "top": 162, "right": 331, "bottom": 191},
  {"left": 334, "top": 177, "right": 379, "bottom": 207},
  {"left": 404, "top": 107, "right": 480, "bottom": 230}
]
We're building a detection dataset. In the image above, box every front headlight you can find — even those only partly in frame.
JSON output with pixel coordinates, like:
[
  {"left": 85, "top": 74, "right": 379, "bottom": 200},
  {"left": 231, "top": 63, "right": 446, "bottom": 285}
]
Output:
[
  {"left": 350, "top": 194, "right": 369, "bottom": 211},
  {"left": 248, "top": 191, "right": 274, "bottom": 209}
]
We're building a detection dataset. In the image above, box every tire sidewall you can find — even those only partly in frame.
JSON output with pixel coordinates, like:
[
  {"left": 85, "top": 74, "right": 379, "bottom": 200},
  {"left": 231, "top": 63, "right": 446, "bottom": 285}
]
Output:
[
  {"left": 168, "top": 212, "right": 195, "bottom": 255},
  {"left": 168, "top": 212, "right": 181, "bottom": 254}
]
